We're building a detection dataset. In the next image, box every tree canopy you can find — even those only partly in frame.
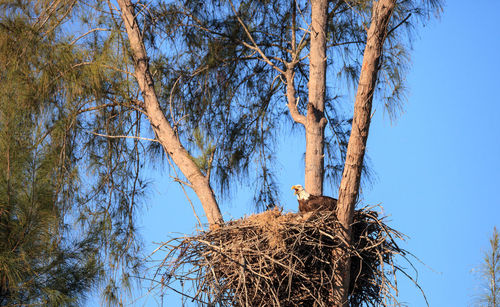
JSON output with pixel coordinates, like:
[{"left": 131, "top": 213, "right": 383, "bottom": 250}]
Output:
[
  {"left": 0, "top": 0, "right": 442, "bottom": 305},
  {"left": 0, "top": 3, "right": 102, "bottom": 305}
]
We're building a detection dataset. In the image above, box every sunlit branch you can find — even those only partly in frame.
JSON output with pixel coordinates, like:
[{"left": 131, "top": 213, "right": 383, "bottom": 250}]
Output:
[
  {"left": 87, "top": 130, "right": 160, "bottom": 143},
  {"left": 70, "top": 28, "right": 112, "bottom": 45}
]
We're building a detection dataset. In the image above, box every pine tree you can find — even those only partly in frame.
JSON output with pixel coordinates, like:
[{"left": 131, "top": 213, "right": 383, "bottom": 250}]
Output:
[
  {"left": 0, "top": 5, "right": 101, "bottom": 305},
  {"left": 474, "top": 227, "right": 500, "bottom": 307},
  {"left": 0, "top": 1, "right": 148, "bottom": 304},
  {"left": 0, "top": 0, "right": 443, "bottom": 305},
  {"left": 112, "top": 0, "right": 441, "bottom": 304}
]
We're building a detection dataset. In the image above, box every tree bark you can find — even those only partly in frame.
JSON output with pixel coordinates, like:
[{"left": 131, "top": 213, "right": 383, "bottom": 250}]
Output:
[
  {"left": 284, "top": 1, "right": 305, "bottom": 127},
  {"left": 117, "top": 0, "right": 224, "bottom": 228},
  {"left": 305, "top": 0, "right": 328, "bottom": 196},
  {"left": 334, "top": 0, "right": 396, "bottom": 305}
]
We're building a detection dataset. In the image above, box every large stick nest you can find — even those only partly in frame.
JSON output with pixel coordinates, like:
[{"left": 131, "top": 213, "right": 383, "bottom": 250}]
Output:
[{"left": 155, "top": 207, "right": 415, "bottom": 306}]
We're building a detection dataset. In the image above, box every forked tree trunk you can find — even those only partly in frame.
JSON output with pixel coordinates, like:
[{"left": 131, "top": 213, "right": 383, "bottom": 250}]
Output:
[
  {"left": 117, "top": 0, "right": 224, "bottom": 228},
  {"left": 305, "top": 0, "right": 328, "bottom": 196},
  {"left": 334, "top": 0, "right": 396, "bottom": 305}
]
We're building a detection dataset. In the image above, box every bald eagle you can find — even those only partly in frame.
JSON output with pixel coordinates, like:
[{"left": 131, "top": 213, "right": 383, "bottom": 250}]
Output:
[{"left": 291, "top": 184, "right": 337, "bottom": 213}]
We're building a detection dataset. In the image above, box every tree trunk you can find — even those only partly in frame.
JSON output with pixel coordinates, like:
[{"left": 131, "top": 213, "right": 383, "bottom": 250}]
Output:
[
  {"left": 305, "top": 0, "right": 328, "bottom": 196},
  {"left": 117, "top": 0, "right": 224, "bottom": 228},
  {"left": 334, "top": 0, "right": 396, "bottom": 305}
]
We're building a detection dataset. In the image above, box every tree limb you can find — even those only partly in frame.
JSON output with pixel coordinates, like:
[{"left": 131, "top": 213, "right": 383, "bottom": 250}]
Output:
[
  {"left": 87, "top": 130, "right": 160, "bottom": 143},
  {"left": 228, "top": 0, "right": 285, "bottom": 75},
  {"left": 284, "top": 68, "right": 306, "bottom": 126}
]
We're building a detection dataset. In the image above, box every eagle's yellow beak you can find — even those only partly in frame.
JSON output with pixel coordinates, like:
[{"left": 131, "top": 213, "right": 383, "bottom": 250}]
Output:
[{"left": 291, "top": 185, "right": 299, "bottom": 195}]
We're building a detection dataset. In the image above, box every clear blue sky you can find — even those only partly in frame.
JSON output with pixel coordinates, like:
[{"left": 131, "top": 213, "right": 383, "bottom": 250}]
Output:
[{"left": 90, "top": 1, "right": 500, "bottom": 306}]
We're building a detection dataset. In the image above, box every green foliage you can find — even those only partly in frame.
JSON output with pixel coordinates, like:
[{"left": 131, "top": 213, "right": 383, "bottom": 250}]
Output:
[
  {"left": 0, "top": 14, "right": 101, "bottom": 307},
  {"left": 145, "top": 0, "right": 442, "bottom": 208},
  {"left": 151, "top": 0, "right": 332, "bottom": 208},
  {"left": 0, "top": 0, "right": 445, "bottom": 304},
  {"left": 190, "top": 127, "right": 216, "bottom": 174},
  {"left": 0, "top": 1, "right": 148, "bottom": 305}
]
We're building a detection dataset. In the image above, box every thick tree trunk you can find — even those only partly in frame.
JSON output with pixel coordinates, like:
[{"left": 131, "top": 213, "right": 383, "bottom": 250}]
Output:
[
  {"left": 305, "top": 0, "right": 328, "bottom": 196},
  {"left": 334, "top": 0, "right": 396, "bottom": 305},
  {"left": 117, "top": 0, "right": 224, "bottom": 228}
]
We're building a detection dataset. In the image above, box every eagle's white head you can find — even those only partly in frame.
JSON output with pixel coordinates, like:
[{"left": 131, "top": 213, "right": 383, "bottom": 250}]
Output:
[{"left": 291, "top": 184, "right": 310, "bottom": 200}]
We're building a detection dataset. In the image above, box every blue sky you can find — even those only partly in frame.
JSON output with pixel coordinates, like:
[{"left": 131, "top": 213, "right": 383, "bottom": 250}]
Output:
[{"left": 90, "top": 1, "right": 500, "bottom": 306}]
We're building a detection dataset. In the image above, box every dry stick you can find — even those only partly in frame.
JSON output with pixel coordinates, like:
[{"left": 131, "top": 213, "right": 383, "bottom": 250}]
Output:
[
  {"left": 168, "top": 75, "right": 182, "bottom": 128},
  {"left": 164, "top": 155, "right": 203, "bottom": 230},
  {"left": 70, "top": 28, "right": 111, "bottom": 45},
  {"left": 87, "top": 130, "right": 160, "bottom": 143},
  {"left": 169, "top": 175, "right": 192, "bottom": 188}
]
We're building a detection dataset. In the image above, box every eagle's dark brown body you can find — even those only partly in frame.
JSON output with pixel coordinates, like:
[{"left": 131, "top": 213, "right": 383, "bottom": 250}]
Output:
[
  {"left": 298, "top": 194, "right": 337, "bottom": 213},
  {"left": 292, "top": 184, "right": 337, "bottom": 213}
]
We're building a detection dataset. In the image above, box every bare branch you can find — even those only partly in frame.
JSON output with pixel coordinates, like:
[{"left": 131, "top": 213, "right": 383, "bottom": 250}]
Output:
[
  {"left": 237, "top": 40, "right": 285, "bottom": 74},
  {"left": 329, "top": 40, "right": 364, "bottom": 48},
  {"left": 70, "top": 28, "right": 111, "bottom": 45},
  {"left": 168, "top": 75, "right": 182, "bottom": 127},
  {"left": 169, "top": 176, "right": 193, "bottom": 189},
  {"left": 284, "top": 68, "right": 306, "bottom": 126},
  {"left": 87, "top": 130, "right": 160, "bottom": 143},
  {"left": 386, "top": 13, "right": 412, "bottom": 38},
  {"left": 228, "top": 0, "right": 285, "bottom": 75},
  {"left": 165, "top": 156, "right": 203, "bottom": 230}
]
